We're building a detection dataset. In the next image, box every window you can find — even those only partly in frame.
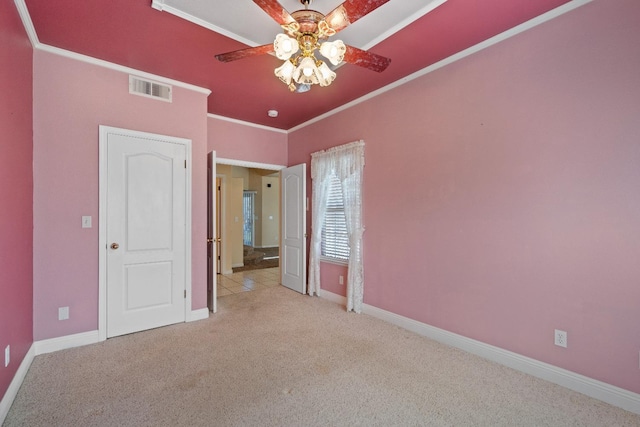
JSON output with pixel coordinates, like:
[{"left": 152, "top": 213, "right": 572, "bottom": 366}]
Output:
[
  {"left": 321, "top": 174, "right": 349, "bottom": 261},
  {"left": 242, "top": 191, "right": 255, "bottom": 246},
  {"left": 309, "top": 140, "right": 364, "bottom": 310}
]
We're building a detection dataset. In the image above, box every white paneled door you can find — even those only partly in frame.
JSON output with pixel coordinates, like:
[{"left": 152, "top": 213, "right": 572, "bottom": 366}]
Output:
[
  {"left": 102, "top": 127, "right": 189, "bottom": 338},
  {"left": 281, "top": 164, "right": 306, "bottom": 294}
]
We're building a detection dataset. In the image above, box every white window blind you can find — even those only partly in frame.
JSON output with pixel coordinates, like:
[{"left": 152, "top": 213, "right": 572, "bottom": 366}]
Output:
[{"left": 321, "top": 174, "right": 349, "bottom": 261}]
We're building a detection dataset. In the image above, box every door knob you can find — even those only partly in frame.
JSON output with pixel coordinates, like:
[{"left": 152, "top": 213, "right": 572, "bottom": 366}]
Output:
[
  {"left": 207, "top": 238, "right": 213, "bottom": 243},
  {"left": 110, "top": 243, "right": 119, "bottom": 250}
]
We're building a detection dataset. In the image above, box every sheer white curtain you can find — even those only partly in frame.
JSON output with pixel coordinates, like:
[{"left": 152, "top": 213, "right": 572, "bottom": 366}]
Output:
[{"left": 308, "top": 140, "right": 365, "bottom": 313}]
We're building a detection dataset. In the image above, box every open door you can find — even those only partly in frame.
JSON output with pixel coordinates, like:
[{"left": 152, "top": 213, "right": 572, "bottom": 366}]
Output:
[
  {"left": 207, "top": 151, "right": 217, "bottom": 313},
  {"left": 281, "top": 163, "right": 306, "bottom": 294}
]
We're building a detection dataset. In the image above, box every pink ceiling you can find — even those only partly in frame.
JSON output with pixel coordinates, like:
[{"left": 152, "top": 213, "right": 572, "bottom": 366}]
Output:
[{"left": 24, "top": 0, "right": 571, "bottom": 129}]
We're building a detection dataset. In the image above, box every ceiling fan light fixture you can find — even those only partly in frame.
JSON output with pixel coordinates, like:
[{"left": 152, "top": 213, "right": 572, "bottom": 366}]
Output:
[
  {"left": 317, "top": 61, "right": 336, "bottom": 86},
  {"left": 216, "top": 0, "right": 392, "bottom": 93},
  {"left": 274, "top": 59, "right": 296, "bottom": 85},
  {"left": 293, "top": 56, "right": 320, "bottom": 85},
  {"left": 319, "top": 40, "right": 346, "bottom": 66},
  {"left": 274, "top": 33, "right": 299, "bottom": 60}
]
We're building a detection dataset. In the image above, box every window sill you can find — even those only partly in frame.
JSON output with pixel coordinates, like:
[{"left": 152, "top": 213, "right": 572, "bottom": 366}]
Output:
[{"left": 320, "top": 256, "right": 349, "bottom": 266}]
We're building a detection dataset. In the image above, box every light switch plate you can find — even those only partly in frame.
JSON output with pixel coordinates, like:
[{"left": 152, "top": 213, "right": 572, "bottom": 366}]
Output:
[
  {"left": 59, "top": 306, "right": 69, "bottom": 320},
  {"left": 82, "top": 216, "right": 92, "bottom": 228}
]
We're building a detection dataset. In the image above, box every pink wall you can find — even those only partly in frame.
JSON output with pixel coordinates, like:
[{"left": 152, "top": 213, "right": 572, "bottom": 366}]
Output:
[
  {"left": 33, "top": 51, "right": 209, "bottom": 340},
  {"left": 0, "top": 1, "right": 33, "bottom": 401},
  {"left": 288, "top": 0, "right": 640, "bottom": 394},
  {"left": 208, "top": 116, "right": 288, "bottom": 166}
]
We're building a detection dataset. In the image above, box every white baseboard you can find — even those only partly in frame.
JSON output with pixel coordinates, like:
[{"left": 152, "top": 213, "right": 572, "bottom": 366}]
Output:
[
  {"left": 232, "top": 263, "right": 244, "bottom": 268},
  {"left": 319, "top": 289, "right": 346, "bottom": 305},
  {"left": 319, "top": 290, "right": 640, "bottom": 415},
  {"left": 0, "top": 344, "right": 35, "bottom": 425},
  {"left": 188, "top": 308, "right": 209, "bottom": 322},
  {"left": 34, "top": 330, "right": 101, "bottom": 356}
]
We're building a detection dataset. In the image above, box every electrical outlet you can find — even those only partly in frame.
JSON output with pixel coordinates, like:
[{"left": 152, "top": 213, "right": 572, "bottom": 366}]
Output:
[
  {"left": 339, "top": 275, "right": 344, "bottom": 285},
  {"left": 554, "top": 329, "right": 567, "bottom": 348},
  {"left": 59, "top": 306, "right": 69, "bottom": 320},
  {"left": 5, "top": 345, "right": 9, "bottom": 367}
]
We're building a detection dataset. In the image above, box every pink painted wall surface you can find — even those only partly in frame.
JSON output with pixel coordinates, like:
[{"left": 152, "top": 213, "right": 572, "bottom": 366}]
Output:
[
  {"left": 318, "top": 263, "right": 348, "bottom": 296},
  {"left": 208, "top": 116, "right": 288, "bottom": 166},
  {"left": 288, "top": 0, "right": 640, "bottom": 394},
  {"left": 0, "top": 1, "right": 34, "bottom": 401},
  {"left": 33, "top": 51, "right": 209, "bottom": 340}
]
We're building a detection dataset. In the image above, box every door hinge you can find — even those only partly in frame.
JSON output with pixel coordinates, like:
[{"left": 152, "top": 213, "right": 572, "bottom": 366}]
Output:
[
  {"left": 184, "top": 160, "right": 187, "bottom": 169},
  {"left": 184, "top": 290, "right": 187, "bottom": 298}
]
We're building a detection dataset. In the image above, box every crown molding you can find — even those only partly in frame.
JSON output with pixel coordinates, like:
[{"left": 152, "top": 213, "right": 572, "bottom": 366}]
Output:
[
  {"left": 150, "top": 0, "right": 165, "bottom": 11},
  {"left": 13, "top": 0, "right": 39, "bottom": 47},
  {"left": 208, "top": 114, "right": 288, "bottom": 134},
  {"left": 288, "top": 0, "right": 594, "bottom": 133},
  {"left": 14, "top": 0, "right": 210, "bottom": 96},
  {"left": 150, "top": 0, "right": 260, "bottom": 47},
  {"left": 362, "top": 0, "right": 448, "bottom": 50},
  {"left": 37, "top": 43, "right": 211, "bottom": 95},
  {"left": 14, "top": 0, "right": 595, "bottom": 135}
]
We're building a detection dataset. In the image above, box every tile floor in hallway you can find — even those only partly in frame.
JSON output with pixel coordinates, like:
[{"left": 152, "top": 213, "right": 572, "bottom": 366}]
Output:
[{"left": 217, "top": 267, "right": 280, "bottom": 296}]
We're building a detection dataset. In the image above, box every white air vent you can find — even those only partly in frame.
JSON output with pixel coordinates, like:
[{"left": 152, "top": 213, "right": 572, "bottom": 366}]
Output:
[{"left": 129, "top": 76, "right": 172, "bottom": 102}]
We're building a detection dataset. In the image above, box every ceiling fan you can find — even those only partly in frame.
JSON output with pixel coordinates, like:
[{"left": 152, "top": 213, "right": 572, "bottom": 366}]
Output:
[{"left": 215, "top": 0, "right": 392, "bottom": 92}]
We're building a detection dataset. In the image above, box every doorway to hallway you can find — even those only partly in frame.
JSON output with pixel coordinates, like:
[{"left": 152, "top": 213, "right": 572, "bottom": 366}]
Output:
[
  {"left": 217, "top": 267, "right": 280, "bottom": 296},
  {"left": 216, "top": 163, "right": 281, "bottom": 275}
]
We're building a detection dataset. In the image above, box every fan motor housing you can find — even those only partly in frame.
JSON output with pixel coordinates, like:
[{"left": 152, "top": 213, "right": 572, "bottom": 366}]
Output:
[{"left": 291, "top": 10, "right": 325, "bottom": 35}]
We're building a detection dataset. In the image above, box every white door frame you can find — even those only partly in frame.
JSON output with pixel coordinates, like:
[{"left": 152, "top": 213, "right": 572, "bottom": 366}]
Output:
[{"left": 98, "top": 125, "right": 193, "bottom": 341}]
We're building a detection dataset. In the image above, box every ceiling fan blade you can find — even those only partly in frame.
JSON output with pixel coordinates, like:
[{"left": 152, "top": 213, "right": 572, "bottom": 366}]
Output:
[
  {"left": 343, "top": 45, "right": 391, "bottom": 73},
  {"left": 324, "top": 0, "right": 391, "bottom": 33},
  {"left": 215, "top": 44, "right": 275, "bottom": 63},
  {"left": 253, "top": 0, "right": 296, "bottom": 26}
]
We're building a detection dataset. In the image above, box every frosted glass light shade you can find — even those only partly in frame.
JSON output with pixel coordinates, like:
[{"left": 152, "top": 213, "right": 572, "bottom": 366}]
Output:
[
  {"left": 274, "top": 60, "right": 296, "bottom": 85},
  {"left": 317, "top": 62, "right": 336, "bottom": 86},
  {"left": 293, "top": 57, "right": 320, "bottom": 85},
  {"left": 319, "top": 40, "right": 346, "bottom": 66},
  {"left": 274, "top": 34, "right": 299, "bottom": 60}
]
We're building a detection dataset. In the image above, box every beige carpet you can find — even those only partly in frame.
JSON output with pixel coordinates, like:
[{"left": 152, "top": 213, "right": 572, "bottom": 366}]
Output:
[{"left": 5, "top": 287, "right": 639, "bottom": 426}]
